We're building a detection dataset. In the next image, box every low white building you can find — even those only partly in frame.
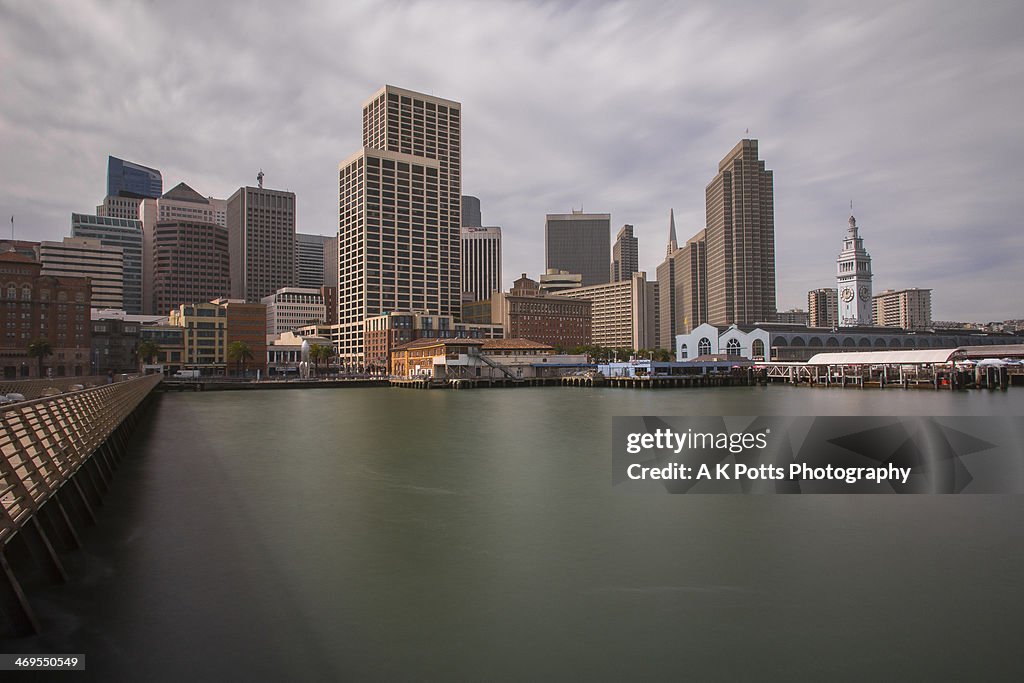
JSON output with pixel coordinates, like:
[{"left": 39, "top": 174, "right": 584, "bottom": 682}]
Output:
[{"left": 676, "top": 323, "right": 770, "bottom": 361}]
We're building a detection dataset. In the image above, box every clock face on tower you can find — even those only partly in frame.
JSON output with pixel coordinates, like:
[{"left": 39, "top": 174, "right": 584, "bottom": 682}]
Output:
[
  {"left": 841, "top": 287, "right": 854, "bottom": 302},
  {"left": 859, "top": 286, "right": 870, "bottom": 299}
]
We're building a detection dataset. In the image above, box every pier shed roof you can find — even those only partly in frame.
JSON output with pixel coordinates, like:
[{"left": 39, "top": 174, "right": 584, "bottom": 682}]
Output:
[{"left": 805, "top": 349, "right": 962, "bottom": 365}]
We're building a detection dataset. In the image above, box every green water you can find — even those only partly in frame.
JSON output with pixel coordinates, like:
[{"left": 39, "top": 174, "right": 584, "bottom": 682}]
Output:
[{"left": 12, "top": 386, "right": 1024, "bottom": 681}]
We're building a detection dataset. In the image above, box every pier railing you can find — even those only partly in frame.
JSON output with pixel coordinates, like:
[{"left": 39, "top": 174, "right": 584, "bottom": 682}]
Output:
[
  {"left": 0, "top": 375, "right": 122, "bottom": 401},
  {"left": 0, "top": 374, "right": 161, "bottom": 546}
]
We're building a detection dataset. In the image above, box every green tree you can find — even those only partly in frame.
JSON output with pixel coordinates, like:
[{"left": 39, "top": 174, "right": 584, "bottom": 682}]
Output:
[
  {"left": 137, "top": 340, "right": 161, "bottom": 368},
  {"left": 27, "top": 338, "right": 53, "bottom": 378},
  {"left": 227, "top": 341, "right": 254, "bottom": 377},
  {"left": 309, "top": 344, "right": 330, "bottom": 376}
]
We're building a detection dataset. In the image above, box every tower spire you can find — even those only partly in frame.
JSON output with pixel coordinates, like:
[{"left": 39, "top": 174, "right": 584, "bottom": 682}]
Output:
[{"left": 666, "top": 208, "right": 678, "bottom": 257}]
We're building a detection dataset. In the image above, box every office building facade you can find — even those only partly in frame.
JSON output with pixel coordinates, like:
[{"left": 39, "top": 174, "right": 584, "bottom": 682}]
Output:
[
  {"left": 337, "top": 85, "right": 462, "bottom": 361},
  {"left": 261, "top": 287, "right": 327, "bottom": 337},
  {"left": 40, "top": 236, "right": 124, "bottom": 310},
  {"left": 553, "top": 272, "right": 656, "bottom": 350},
  {"left": 657, "top": 227, "right": 707, "bottom": 349},
  {"left": 296, "top": 233, "right": 332, "bottom": 289},
  {"left": 151, "top": 219, "right": 230, "bottom": 316},
  {"left": 228, "top": 186, "right": 297, "bottom": 302},
  {"left": 704, "top": 139, "right": 776, "bottom": 326},
  {"left": 71, "top": 213, "right": 143, "bottom": 314},
  {"left": 461, "top": 195, "right": 482, "bottom": 227},
  {"left": 545, "top": 211, "right": 611, "bottom": 288},
  {"left": 107, "top": 156, "right": 162, "bottom": 198},
  {"left": 461, "top": 226, "right": 502, "bottom": 303}
]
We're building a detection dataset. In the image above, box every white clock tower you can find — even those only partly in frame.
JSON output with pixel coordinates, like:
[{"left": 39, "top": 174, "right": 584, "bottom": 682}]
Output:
[{"left": 836, "top": 213, "right": 872, "bottom": 327}]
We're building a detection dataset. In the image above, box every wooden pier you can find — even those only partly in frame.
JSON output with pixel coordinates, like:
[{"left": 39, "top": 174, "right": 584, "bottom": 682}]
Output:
[
  {"left": 390, "top": 373, "right": 754, "bottom": 390},
  {"left": 0, "top": 374, "right": 161, "bottom": 636}
]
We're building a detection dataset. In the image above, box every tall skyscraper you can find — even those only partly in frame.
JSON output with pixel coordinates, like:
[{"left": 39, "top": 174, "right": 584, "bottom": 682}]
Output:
[
  {"left": 107, "top": 156, "right": 162, "bottom": 198},
  {"left": 611, "top": 224, "right": 638, "bottom": 283},
  {"left": 151, "top": 217, "right": 230, "bottom": 316},
  {"left": 677, "top": 230, "right": 708, "bottom": 336},
  {"left": 337, "top": 85, "right": 462, "bottom": 361},
  {"left": 807, "top": 288, "right": 838, "bottom": 328},
  {"left": 665, "top": 208, "right": 678, "bottom": 258},
  {"left": 836, "top": 213, "right": 873, "bottom": 327},
  {"left": 545, "top": 211, "right": 611, "bottom": 288},
  {"left": 657, "top": 212, "right": 707, "bottom": 350},
  {"left": 71, "top": 213, "right": 143, "bottom": 314},
  {"left": 227, "top": 185, "right": 296, "bottom": 302},
  {"left": 461, "top": 226, "right": 502, "bottom": 303},
  {"left": 704, "top": 139, "right": 776, "bottom": 326},
  {"left": 136, "top": 182, "right": 226, "bottom": 314},
  {"left": 461, "top": 195, "right": 482, "bottom": 227}
]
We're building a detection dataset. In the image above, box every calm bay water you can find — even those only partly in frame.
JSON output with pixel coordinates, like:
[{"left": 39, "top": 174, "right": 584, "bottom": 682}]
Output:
[{"left": 10, "top": 386, "right": 1024, "bottom": 681}]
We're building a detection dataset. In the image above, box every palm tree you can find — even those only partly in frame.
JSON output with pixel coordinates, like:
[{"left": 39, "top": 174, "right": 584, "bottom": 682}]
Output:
[
  {"left": 309, "top": 344, "right": 327, "bottom": 376},
  {"left": 137, "top": 340, "right": 161, "bottom": 369},
  {"left": 227, "top": 341, "right": 254, "bottom": 377},
  {"left": 27, "top": 338, "right": 53, "bottom": 378}
]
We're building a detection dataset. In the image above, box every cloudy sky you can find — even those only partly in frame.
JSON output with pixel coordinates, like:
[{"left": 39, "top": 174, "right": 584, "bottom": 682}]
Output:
[{"left": 1, "top": 0, "right": 1021, "bottom": 321}]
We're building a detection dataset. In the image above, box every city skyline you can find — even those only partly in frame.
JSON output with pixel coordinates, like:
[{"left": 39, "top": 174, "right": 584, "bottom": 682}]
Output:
[{"left": 1, "top": 1, "right": 1022, "bottom": 320}]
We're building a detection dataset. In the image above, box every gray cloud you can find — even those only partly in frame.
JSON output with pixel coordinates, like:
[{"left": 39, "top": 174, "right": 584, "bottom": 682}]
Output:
[{"left": 1, "top": 0, "right": 1021, "bottom": 321}]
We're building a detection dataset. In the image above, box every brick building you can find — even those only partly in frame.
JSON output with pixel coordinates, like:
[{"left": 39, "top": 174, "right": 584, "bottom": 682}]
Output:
[{"left": 0, "top": 251, "right": 91, "bottom": 378}]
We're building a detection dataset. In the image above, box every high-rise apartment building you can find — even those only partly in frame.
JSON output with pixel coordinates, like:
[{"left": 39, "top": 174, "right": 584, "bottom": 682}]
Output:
[
  {"left": 39, "top": 236, "right": 124, "bottom": 310},
  {"left": 107, "top": 156, "right": 162, "bottom": 199},
  {"left": 545, "top": 211, "right": 611, "bottom": 288},
  {"left": 873, "top": 288, "right": 932, "bottom": 330},
  {"left": 337, "top": 85, "right": 462, "bottom": 361},
  {"left": 461, "top": 195, "right": 482, "bottom": 227},
  {"left": 808, "top": 288, "right": 838, "bottom": 328},
  {"left": 227, "top": 185, "right": 296, "bottom": 302},
  {"left": 296, "top": 233, "right": 334, "bottom": 289},
  {"left": 611, "top": 224, "right": 638, "bottom": 283},
  {"left": 461, "top": 226, "right": 502, "bottom": 303},
  {"left": 704, "top": 139, "right": 776, "bottom": 326},
  {"left": 836, "top": 214, "right": 873, "bottom": 327},
  {"left": 71, "top": 213, "right": 143, "bottom": 314}
]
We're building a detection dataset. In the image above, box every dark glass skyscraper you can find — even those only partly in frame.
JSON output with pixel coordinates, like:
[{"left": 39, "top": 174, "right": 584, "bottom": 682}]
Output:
[
  {"left": 107, "top": 156, "right": 162, "bottom": 198},
  {"left": 545, "top": 211, "right": 611, "bottom": 288}
]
